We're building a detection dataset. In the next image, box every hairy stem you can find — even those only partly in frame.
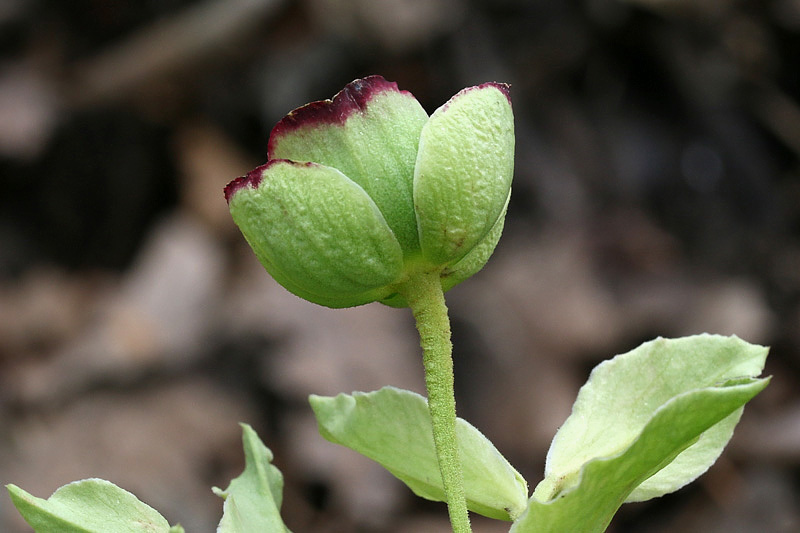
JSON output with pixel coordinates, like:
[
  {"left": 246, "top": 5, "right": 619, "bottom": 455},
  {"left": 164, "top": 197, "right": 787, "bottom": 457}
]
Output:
[{"left": 397, "top": 270, "right": 470, "bottom": 533}]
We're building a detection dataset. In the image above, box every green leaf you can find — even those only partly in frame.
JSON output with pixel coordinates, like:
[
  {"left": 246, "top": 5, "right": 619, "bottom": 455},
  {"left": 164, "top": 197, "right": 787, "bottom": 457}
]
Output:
[
  {"left": 511, "top": 377, "right": 769, "bottom": 533},
  {"left": 6, "top": 479, "right": 174, "bottom": 533},
  {"left": 214, "top": 423, "right": 290, "bottom": 533},
  {"left": 544, "top": 335, "right": 768, "bottom": 501},
  {"left": 414, "top": 82, "right": 514, "bottom": 266},
  {"left": 309, "top": 387, "right": 528, "bottom": 521},
  {"left": 510, "top": 334, "right": 770, "bottom": 533}
]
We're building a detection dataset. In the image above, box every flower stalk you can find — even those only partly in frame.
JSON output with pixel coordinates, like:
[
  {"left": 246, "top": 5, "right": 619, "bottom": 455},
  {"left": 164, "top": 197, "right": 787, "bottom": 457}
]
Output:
[{"left": 396, "top": 269, "right": 470, "bottom": 533}]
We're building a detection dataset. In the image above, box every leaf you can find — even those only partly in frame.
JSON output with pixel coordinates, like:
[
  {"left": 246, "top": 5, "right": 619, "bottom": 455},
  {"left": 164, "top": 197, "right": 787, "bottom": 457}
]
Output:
[
  {"left": 510, "top": 334, "right": 770, "bottom": 533},
  {"left": 214, "top": 423, "right": 290, "bottom": 533},
  {"left": 309, "top": 386, "right": 528, "bottom": 521},
  {"left": 6, "top": 479, "right": 174, "bottom": 533},
  {"left": 511, "top": 377, "right": 769, "bottom": 532},
  {"left": 544, "top": 335, "right": 768, "bottom": 501}
]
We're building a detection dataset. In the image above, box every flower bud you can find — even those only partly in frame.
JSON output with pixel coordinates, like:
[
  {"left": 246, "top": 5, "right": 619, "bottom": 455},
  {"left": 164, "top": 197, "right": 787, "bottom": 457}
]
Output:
[{"left": 225, "top": 76, "right": 514, "bottom": 308}]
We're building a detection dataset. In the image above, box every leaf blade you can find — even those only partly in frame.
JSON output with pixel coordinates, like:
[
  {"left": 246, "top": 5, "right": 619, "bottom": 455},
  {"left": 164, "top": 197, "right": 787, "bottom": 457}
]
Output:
[
  {"left": 543, "top": 334, "right": 768, "bottom": 500},
  {"left": 214, "top": 424, "right": 290, "bottom": 533},
  {"left": 7, "top": 479, "right": 172, "bottom": 533},
  {"left": 310, "top": 386, "right": 528, "bottom": 521},
  {"left": 511, "top": 376, "right": 770, "bottom": 533}
]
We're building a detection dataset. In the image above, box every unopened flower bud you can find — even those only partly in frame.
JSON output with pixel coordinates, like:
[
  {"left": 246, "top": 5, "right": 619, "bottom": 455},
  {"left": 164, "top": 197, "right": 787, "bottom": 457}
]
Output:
[{"left": 225, "top": 76, "right": 514, "bottom": 308}]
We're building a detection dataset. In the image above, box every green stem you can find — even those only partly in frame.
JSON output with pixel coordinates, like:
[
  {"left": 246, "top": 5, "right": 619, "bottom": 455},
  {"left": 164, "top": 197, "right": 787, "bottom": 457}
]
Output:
[{"left": 397, "top": 270, "right": 470, "bottom": 533}]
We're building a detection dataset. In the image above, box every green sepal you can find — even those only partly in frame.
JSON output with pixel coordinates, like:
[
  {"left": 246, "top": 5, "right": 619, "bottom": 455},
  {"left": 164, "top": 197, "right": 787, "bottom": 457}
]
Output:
[
  {"left": 6, "top": 479, "right": 180, "bottom": 533},
  {"left": 213, "top": 423, "right": 291, "bottom": 533},
  {"left": 269, "top": 77, "right": 428, "bottom": 254},
  {"left": 379, "top": 191, "right": 510, "bottom": 308},
  {"left": 228, "top": 160, "right": 404, "bottom": 308},
  {"left": 309, "top": 387, "right": 528, "bottom": 521},
  {"left": 441, "top": 189, "right": 510, "bottom": 293},
  {"left": 414, "top": 83, "right": 514, "bottom": 266}
]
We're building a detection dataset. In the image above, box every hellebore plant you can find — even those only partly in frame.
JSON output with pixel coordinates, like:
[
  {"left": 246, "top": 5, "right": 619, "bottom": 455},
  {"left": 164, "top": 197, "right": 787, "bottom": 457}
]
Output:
[
  {"left": 6, "top": 77, "right": 770, "bottom": 533},
  {"left": 224, "top": 75, "right": 513, "bottom": 532}
]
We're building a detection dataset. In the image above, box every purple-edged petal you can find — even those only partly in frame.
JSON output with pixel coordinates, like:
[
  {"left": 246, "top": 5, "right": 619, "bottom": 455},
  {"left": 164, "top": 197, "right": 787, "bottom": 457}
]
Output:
[
  {"left": 226, "top": 160, "right": 404, "bottom": 308},
  {"left": 268, "top": 76, "right": 429, "bottom": 255},
  {"left": 414, "top": 83, "right": 514, "bottom": 266}
]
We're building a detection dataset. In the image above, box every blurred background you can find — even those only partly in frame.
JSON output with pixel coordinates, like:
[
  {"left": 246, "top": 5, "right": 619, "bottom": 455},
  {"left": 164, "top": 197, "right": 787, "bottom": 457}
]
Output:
[{"left": 0, "top": 0, "right": 798, "bottom": 531}]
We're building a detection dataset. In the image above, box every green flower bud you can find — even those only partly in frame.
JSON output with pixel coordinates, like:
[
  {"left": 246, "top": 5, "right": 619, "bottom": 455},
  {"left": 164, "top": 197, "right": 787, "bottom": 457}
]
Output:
[{"left": 225, "top": 76, "right": 514, "bottom": 308}]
